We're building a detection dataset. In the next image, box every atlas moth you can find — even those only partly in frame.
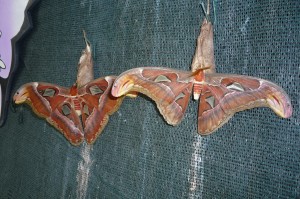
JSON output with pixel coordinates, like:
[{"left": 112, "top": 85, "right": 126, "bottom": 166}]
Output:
[
  {"left": 111, "top": 0, "right": 292, "bottom": 135},
  {"left": 13, "top": 32, "right": 136, "bottom": 145}
]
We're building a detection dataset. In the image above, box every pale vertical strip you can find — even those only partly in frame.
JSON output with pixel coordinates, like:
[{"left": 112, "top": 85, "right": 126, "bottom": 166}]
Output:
[
  {"left": 188, "top": 135, "right": 206, "bottom": 199},
  {"left": 76, "top": 143, "right": 93, "bottom": 199}
]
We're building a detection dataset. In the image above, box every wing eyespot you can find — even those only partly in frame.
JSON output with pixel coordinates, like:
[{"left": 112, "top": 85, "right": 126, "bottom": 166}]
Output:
[
  {"left": 154, "top": 75, "right": 172, "bottom": 83},
  {"left": 41, "top": 88, "right": 56, "bottom": 97},
  {"left": 89, "top": 85, "right": 104, "bottom": 95},
  {"left": 62, "top": 104, "right": 71, "bottom": 116},
  {"left": 226, "top": 82, "right": 244, "bottom": 92}
]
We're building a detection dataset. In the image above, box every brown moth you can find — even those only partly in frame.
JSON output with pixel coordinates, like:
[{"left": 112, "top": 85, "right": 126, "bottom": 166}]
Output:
[
  {"left": 111, "top": 1, "right": 292, "bottom": 135},
  {"left": 13, "top": 32, "right": 125, "bottom": 145}
]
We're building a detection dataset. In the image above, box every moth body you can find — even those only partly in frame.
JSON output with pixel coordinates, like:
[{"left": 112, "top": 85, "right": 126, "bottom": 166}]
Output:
[{"left": 192, "top": 69, "right": 206, "bottom": 100}]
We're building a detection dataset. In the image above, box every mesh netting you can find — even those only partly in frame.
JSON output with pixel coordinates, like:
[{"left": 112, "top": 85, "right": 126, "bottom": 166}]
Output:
[{"left": 0, "top": 0, "right": 299, "bottom": 198}]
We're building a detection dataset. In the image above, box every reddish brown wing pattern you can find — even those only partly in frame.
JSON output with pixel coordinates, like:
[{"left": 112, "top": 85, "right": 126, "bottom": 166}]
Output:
[
  {"left": 12, "top": 32, "right": 127, "bottom": 145},
  {"left": 112, "top": 67, "right": 194, "bottom": 125},
  {"left": 79, "top": 76, "right": 124, "bottom": 144},
  {"left": 112, "top": 0, "right": 292, "bottom": 135},
  {"left": 13, "top": 82, "right": 84, "bottom": 145},
  {"left": 13, "top": 32, "right": 125, "bottom": 145},
  {"left": 198, "top": 74, "right": 293, "bottom": 134},
  {"left": 13, "top": 77, "right": 124, "bottom": 145}
]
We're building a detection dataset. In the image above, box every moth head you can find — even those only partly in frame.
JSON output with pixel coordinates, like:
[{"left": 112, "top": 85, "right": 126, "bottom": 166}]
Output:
[
  {"left": 70, "top": 84, "right": 78, "bottom": 96},
  {"left": 13, "top": 83, "right": 33, "bottom": 104},
  {"left": 111, "top": 77, "right": 134, "bottom": 97},
  {"left": 200, "top": 0, "right": 213, "bottom": 33},
  {"left": 200, "top": 19, "right": 213, "bottom": 41}
]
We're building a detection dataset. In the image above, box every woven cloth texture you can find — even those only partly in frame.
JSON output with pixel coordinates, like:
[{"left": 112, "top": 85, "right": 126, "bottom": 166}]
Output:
[{"left": 0, "top": 0, "right": 299, "bottom": 198}]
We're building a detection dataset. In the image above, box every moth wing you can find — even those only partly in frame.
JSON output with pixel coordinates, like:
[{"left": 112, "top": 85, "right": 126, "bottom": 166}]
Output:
[
  {"left": 78, "top": 76, "right": 124, "bottom": 144},
  {"left": 112, "top": 67, "right": 194, "bottom": 125},
  {"left": 13, "top": 82, "right": 84, "bottom": 145},
  {"left": 198, "top": 74, "right": 292, "bottom": 134}
]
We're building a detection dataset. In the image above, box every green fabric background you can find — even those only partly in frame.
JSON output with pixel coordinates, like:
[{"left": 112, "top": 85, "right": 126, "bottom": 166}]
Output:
[{"left": 0, "top": 0, "right": 299, "bottom": 198}]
